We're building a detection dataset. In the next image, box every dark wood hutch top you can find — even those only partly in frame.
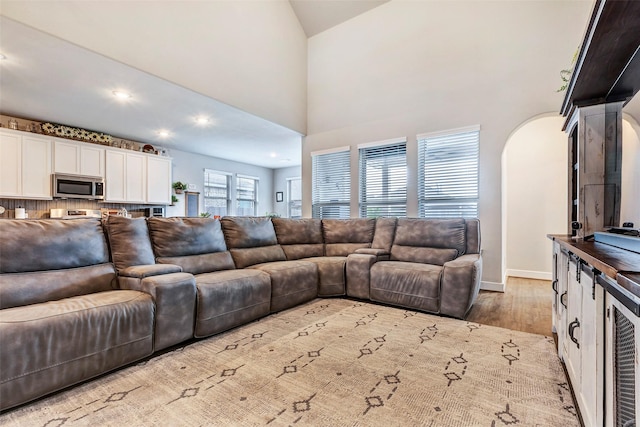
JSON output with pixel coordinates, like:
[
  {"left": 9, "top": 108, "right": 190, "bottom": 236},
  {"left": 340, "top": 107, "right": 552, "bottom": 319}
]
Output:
[{"left": 560, "top": 0, "right": 640, "bottom": 126}]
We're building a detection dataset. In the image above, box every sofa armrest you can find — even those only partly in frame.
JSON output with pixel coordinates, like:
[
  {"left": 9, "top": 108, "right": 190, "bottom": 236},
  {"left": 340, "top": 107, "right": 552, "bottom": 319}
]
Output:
[
  {"left": 119, "top": 272, "right": 196, "bottom": 351},
  {"left": 354, "top": 248, "right": 390, "bottom": 261},
  {"left": 119, "top": 264, "right": 182, "bottom": 279},
  {"left": 440, "top": 254, "right": 482, "bottom": 319},
  {"left": 346, "top": 253, "right": 379, "bottom": 299}
]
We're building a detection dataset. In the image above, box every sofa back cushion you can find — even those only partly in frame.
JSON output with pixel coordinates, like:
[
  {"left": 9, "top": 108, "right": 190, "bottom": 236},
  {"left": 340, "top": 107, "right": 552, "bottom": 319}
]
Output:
[
  {"left": 390, "top": 218, "right": 467, "bottom": 265},
  {"left": 272, "top": 218, "right": 324, "bottom": 260},
  {"left": 221, "top": 217, "right": 286, "bottom": 268},
  {"left": 0, "top": 219, "right": 110, "bottom": 273},
  {"left": 147, "top": 217, "right": 235, "bottom": 274},
  {"left": 371, "top": 217, "right": 397, "bottom": 252},
  {"left": 0, "top": 219, "right": 115, "bottom": 309},
  {"left": 465, "top": 218, "right": 481, "bottom": 254},
  {"left": 322, "top": 219, "right": 375, "bottom": 256},
  {"left": 105, "top": 216, "right": 156, "bottom": 272}
]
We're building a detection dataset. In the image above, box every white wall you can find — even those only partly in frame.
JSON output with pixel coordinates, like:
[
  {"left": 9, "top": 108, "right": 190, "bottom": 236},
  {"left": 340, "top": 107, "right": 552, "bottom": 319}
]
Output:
[
  {"left": 503, "top": 115, "right": 568, "bottom": 281},
  {"left": 166, "top": 149, "right": 274, "bottom": 218},
  {"left": 621, "top": 117, "right": 640, "bottom": 227},
  {"left": 273, "top": 166, "right": 302, "bottom": 218},
  {"left": 0, "top": 0, "right": 308, "bottom": 134},
  {"left": 304, "top": 0, "right": 592, "bottom": 286}
]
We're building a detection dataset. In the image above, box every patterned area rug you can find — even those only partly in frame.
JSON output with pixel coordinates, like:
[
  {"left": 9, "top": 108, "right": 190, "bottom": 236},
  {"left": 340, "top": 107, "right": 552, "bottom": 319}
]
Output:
[{"left": 1, "top": 299, "right": 578, "bottom": 426}]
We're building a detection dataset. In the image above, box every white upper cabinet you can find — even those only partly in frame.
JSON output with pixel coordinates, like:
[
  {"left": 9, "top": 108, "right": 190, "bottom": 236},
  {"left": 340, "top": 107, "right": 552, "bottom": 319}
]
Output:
[
  {"left": 0, "top": 129, "right": 52, "bottom": 199},
  {"left": 146, "top": 156, "right": 171, "bottom": 205},
  {"left": 53, "top": 139, "right": 104, "bottom": 178},
  {"left": 105, "top": 148, "right": 169, "bottom": 204}
]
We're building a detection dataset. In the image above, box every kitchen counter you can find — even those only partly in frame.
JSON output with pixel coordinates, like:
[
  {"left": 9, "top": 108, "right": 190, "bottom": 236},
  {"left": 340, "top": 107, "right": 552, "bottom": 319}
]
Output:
[{"left": 549, "top": 234, "right": 640, "bottom": 316}]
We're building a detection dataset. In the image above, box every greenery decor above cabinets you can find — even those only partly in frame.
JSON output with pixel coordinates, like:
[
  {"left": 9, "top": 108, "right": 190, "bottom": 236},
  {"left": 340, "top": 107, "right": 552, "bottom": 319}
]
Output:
[{"left": 0, "top": 128, "right": 52, "bottom": 200}]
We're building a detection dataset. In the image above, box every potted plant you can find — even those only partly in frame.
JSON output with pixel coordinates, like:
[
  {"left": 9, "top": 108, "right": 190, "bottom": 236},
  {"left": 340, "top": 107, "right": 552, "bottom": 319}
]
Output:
[
  {"left": 171, "top": 195, "right": 179, "bottom": 205},
  {"left": 172, "top": 181, "right": 187, "bottom": 194}
]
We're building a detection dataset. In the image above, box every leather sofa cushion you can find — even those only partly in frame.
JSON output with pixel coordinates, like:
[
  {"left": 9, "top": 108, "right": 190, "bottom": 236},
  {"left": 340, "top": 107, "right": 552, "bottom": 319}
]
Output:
[
  {"left": 393, "top": 218, "right": 466, "bottom": 254},
  {"left": 371, "top": 217, "right": 397, "bottom": 252},
  {"left": 322, "top": 218, "right": 375, "bottom": 243},
  {"left": 272, "top": 218, "right": 323, "bottom": 245},
  {"left": 0, "top": 218, "right": 109, "bottom": 273},
  {"left": 105, "top": 216, "right": 156, "bottom": 272},
  {"left": 249, "top": 260, "right": 318, "bottom": 312},
  {"left": 370, "top": 261, "right": 442, "bottom": 313},
  {"left": 280, "top": 244, "right": 324, "bottom": 260},
  {"left": 157, "top": 252, "right": 235, "bottom": 275},
  {"left": 0, "top": 264, "right": 116, "bottom": 310},
  {"left": 390, "top": 246, "right": 459, "bottom": 266},
  {"left": 221, "top": 217, "right": 278, "bottom": 248},
  {"left": 0, "top": 290, "right": 153, "bottom": 411},
  {"left": 194, "top": 269, "right": 271, "bottom": 337},
  {"left": 229, "top": 246, "right": 286, "bottom": 269},
  {"left": 148, "top": 217, "right": 227, "bottom": 257},
  {"left": 273, "top": 218, "right": 324, "bottom": 260},
  {"left": 323, "top": 219, "right": 375, "bottom": 256},
  {"left": 465, "top": 219, "right": 481, "bottom": 254}
]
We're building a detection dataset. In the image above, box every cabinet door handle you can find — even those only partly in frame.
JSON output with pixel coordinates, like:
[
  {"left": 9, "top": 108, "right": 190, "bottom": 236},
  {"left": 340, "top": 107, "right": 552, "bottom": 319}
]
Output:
[
  {"left": 568, "top": 318, "right": 580, "bottom": 349},
  {"left": 560, "top": 292, "right": 568, "bottom": 308},
  {"left": 552, "top": 279, "right": 558, "bottom": 294}
]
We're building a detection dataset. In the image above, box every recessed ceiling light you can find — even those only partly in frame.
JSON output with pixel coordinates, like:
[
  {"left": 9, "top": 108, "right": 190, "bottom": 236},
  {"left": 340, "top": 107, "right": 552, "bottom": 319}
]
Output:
[
  {"left": 158, "top": 130, "right": 170, "bottom": 138},
  {"left": 195, "top": 116, "right": 209, "bottom": 125},
  {"left": 270, "top": 153, "right": 277, "bottom": 158},
  {"left": 0, "top": 54, "right": 6, "bottom": 60},
  {"left": 112, "top": 90, "right": 131, "bottom": 100}
]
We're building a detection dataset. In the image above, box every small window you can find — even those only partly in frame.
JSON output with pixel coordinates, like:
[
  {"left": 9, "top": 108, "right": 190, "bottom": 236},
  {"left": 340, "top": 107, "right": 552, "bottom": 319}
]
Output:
[
  {"left": 236, "top": 175, "right": 258, "bottom": 216},
  {"left": 287, "top": 177, "right": 302, "bottom": 218},
  {"left": 358, "top": 139, "right": 407, "bottom": 218},
  {"left": 418, "top": 126, "right": 479, "bottom": 218},
  {"left": 203, "top": 169, "right": 230, "bottom": 217},
  {"left": 311, "top": 148, "right": 351, "bottom": 219}
]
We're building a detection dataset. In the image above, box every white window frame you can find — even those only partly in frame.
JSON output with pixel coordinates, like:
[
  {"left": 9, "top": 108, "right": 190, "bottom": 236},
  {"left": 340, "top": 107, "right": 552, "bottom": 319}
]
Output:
[
  {"left": 358, "top": 137, "right": 407, "bottom": 218},
  {"left": 311, "top": 146, "right": 351, "bottom": 219},
  {"left": 236, "top": 174, "right": 259, "bottom": 216},
  {"left": 417, "top": 126, "right": 480, "bottom": 219},
  {"left": 287, "top": 176, "right": 302, "bottom": 219},
  {"left": 203, "top": 169, "right": 231, "bottom": 218}
]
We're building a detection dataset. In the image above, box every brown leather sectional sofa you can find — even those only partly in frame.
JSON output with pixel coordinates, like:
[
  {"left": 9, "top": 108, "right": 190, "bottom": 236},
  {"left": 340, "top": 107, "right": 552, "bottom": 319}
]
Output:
[{"left": 0, "top": 215, "right": 481, "bottom": 411}]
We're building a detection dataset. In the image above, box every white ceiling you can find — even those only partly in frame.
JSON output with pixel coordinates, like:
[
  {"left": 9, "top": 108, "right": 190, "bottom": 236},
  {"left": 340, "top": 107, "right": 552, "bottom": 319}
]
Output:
[{"left": 0, "top": 2, "right": 389, "bottom": 170}]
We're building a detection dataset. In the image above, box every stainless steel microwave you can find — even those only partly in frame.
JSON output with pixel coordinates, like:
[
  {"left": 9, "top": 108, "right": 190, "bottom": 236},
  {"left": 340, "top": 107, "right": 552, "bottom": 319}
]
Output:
[{"left": 52, "top": 174, "right": 105, "bottom": 200}]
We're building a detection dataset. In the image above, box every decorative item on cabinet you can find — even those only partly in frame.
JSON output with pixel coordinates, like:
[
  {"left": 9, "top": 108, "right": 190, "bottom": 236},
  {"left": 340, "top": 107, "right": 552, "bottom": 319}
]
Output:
[{"left": 171, "top": 195, "right": 179, "bottom": 205}]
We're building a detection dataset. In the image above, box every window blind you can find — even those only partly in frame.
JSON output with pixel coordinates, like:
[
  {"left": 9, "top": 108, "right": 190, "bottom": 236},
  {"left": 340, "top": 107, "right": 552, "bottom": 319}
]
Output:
[
  {"left": 312, "top": 148, "right": 350, "bottom": 219},
  {"left": 418, "top": 128, "right": 479, "bottom": 218},
  {"left": 359, "top": 141, "right": 407, "bottom": 218},
  {"left": 203, "top": 169, "right": 230, "bottom": 217},
  {"left": 236, "top": 175, "right": 258, "bottom": 216}
]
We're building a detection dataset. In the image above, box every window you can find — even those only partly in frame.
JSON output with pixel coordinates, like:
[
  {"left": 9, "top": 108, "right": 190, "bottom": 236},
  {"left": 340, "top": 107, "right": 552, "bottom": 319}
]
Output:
[
  {"left": 418, "top": 126, "right": 479, "bottom": 218},
  {"left": 236, "top": 175, "right": 258, "bottom": 216},
  {"left": 358, "top": 139, "right": 407, "bottom": 218},
  {"left": 203, "top": 169, "right": 230, "bottom": 217},
  {"left": 287, "top": 177, "right": 302, "bottom": 218},
  {"left": 311, "top": 147, "right": 350, "bottom": 219}
]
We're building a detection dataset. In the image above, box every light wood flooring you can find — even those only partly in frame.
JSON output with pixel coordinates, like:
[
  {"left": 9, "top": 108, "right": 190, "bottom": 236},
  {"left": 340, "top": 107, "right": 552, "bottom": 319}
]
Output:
[{"left": 466, "top": 277, "right": 553, "bottom": 336}]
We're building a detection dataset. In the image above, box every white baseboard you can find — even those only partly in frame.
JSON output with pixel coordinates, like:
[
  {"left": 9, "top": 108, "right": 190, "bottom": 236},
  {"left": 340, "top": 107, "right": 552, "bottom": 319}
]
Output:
[
  {"left": 480, "top": 281, "right": 505, "bottom": 292},
  {"left": 505, "top": 269, "right": 551, "bottom": 281}
]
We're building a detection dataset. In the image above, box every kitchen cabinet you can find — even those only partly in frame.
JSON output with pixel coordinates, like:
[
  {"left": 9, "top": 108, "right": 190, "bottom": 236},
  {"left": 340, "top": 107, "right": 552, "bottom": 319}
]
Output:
[
  {"left": 105, "top": 149, "right": 169, "bottom": 204},
  {"left": 53, "top": 139, "right": 104, "bottom": 177},
  {"left": 0, "top": 129, "right": 52, "bottom": 199},
  {"left": 549, "top": 236, "right": 640, "bottom": 426},
  {"left": 146, "top": 156, "right": 171, "bottom": 204}
]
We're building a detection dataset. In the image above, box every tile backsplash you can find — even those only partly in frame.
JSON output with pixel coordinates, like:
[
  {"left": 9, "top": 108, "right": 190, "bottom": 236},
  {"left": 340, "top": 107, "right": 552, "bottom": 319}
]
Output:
[{"left": 0, "top": 198, "right": 161, "bottom": 219}]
